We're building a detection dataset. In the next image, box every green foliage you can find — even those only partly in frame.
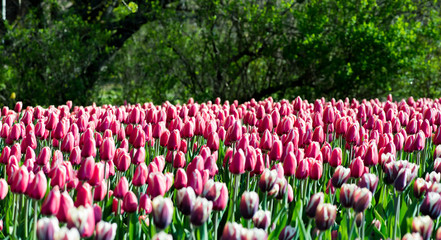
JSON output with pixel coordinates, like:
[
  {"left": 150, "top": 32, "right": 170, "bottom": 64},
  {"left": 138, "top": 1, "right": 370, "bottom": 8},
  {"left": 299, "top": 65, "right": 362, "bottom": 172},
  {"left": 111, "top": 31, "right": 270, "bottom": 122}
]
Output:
[
  {"left": 1, "top": 0, "right": 441, "bottom": 106},
  {"left": 0, "top": 9, "right": 113, "bottom": 106}
]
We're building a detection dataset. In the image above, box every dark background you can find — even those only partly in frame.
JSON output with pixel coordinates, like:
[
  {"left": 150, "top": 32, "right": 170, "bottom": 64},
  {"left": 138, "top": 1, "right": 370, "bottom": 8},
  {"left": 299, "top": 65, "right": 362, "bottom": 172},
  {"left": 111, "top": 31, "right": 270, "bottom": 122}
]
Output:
[{"left": 1, "top": 0, "right": 440, "bottom": 107}]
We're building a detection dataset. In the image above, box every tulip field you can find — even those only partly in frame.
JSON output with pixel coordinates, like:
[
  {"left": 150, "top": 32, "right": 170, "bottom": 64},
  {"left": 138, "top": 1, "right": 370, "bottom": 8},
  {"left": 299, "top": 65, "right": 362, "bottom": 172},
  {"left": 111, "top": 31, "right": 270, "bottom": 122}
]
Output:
[{"left": 2, "top": 96, "right": 441, "bottom": 239}]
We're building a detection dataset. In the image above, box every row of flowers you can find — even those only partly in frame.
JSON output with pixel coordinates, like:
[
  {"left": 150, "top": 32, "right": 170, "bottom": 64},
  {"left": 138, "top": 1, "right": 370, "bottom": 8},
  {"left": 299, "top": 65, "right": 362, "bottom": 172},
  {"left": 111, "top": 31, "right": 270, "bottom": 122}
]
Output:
[{"left": 0, "top": 96, "right": 440, "bottom": 239}]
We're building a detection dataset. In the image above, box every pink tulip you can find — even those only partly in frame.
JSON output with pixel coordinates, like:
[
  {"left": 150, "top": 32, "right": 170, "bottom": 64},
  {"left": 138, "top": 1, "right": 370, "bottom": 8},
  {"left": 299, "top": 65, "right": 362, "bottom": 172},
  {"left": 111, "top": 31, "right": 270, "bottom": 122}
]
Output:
[
  {"left": 11, "top": 165, "right": 29, "bottom": 194},
  {"left": 41, "top": 186, "right": 61, "bottom": 216},
  {"left": 0, "top": 179, "right": 8, "bottom": 200},
  {"left": 114, "top": 177, "right": 129, "bottom": 199},
  {"left": 148, "top": 172, "right": 167, "bottom": 198},
  {"left": 78, "top": 156, "right": 95, "bottom": 181},
  {"left": 174, "top": 168, "right": 188, "bottom": 189},
  {"left": 67, "top": 205, "right": 95, "bottom": 238},
  {"left": 75, "top": 183, "right": 93, "bottom": 207},
  {"left": 229, "top": 149, "right": 245, "bottom": 175},
  {"left": 56, "top": 191, "right": 74, "bottom": 222},
  {"left": 123, "top": 191, "right": 138, "bottom": 213}
]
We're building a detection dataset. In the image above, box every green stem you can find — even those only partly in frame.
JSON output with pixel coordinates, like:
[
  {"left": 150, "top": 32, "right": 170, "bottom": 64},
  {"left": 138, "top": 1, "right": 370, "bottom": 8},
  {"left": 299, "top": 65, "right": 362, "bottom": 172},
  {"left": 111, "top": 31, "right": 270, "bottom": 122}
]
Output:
[
  {"left": 25, "top": 197, "right": 29, "bottom": 238},
  {"left": 347, "top": 209, "right": 351, "bottom": 238},
  {"left": 246, "top": 172, "right": 250, "bottom": 191},
  {"left": 34, "top": 200, "right": 38, "bottom": 240},
  {"left": 13, "top": 194, "right": 18, "bottom": 237},
  {"left": 116, "top": 200, "right": 121, "bottom": 239},
  {"left": 263, "top": 191, "right": 268, "bottom": 211},
  {"left": 393, "top": 193, "right": 401, "bottom": 240},
  {"left": 348, "top": 216, "right": 356, "bottom": 240},
  {"left": 213, "top": 211, "right": 218, "bottom": 240},
  {"left": 127, "top": 214, "right": 131, "bottom": 240},
  {"left": 191, "top": 224, "right": 196, "bottom": 240},
  {"left": 232, "top": 174, "right": 241, "bottom": 222},
  {"left": 436, "top": 216, "right": 440, "bottom": 233},
  {"left": 201, "top": 222, "right": 208, "bottom": 240},
  {"left": 361, "top": 212, "right": 365, "bottom": 240}
]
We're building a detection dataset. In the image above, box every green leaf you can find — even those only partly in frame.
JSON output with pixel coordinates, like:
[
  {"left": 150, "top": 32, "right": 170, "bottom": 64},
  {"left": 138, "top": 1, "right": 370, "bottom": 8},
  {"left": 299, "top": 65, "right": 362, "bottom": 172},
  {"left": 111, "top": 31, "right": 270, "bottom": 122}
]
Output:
[
  {"left": 128, "top": 2, "right": 138, "bottom": 13},
  {"left": 128, "top": 212, "right": 139, "bottom": 240}
]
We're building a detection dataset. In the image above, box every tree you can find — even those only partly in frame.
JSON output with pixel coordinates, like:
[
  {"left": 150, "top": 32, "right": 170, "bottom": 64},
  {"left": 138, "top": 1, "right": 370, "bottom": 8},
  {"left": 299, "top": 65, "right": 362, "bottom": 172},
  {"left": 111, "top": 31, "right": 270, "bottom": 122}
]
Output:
[{"left": 1, "top": 0, "right": 441, "bottom": 107}]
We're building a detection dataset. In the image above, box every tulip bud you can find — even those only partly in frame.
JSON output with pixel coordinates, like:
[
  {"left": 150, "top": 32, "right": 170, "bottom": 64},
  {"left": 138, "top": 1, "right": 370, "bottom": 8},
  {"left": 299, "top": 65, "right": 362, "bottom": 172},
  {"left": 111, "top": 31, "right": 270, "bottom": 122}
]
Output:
[
  {"left": 94, "top": 179, "right": 108, "bottom": 202},
  {"left": 349, "top": 157, "right": 364, "bottom": 179},
  {"left": 95, "top": 221, "right": 117, "bottom": 240},
  {"left": 331, "top": 166, "right": 350, "bottom": 188},
  {"left": 14, "top": 101, "right": 22, "bottom": 113},
  {"left": 37, "top": 217, "right": 60, "bottom": 240},
  {"left": 116, "top": 152, "right": 131, "bottom": 172},
  {"left": 187, "top": 169, "right": 204, "bottom": 195},
  {"left": 37, "top": 147, "right": 51, "bottom": 166},
  {"left": 305, "top": 192, "right": 324, "bottom": 218},
  {"left": 414, "top": 131, "right": 426, "bottom": 152},
  {"left": 78, "top": 156, "right": 95, "bottom": 181},
  {"left": 150, "top": 232, "right": 172, "bottom": 240},
  {"left": 395, "top": 168, "right": 413, "bottom": 192},
  {"left": 414, "top": 178, "right": 427, "bottom": 199},
  {"left": 340, "top": 184, "right": 358, "bottom": 208},
  {"left": 0, "top": 146, "right": 10, "bottom": 164},
  {"left": 173, "top": 151, "right": 186, "bottom": 169},
  {"left": 259, "top": 130, "right": 273, "bottom": 152},
  {"left": 259, "top": 169, "right": 278, "bottom": 192},
  {"left": 358, "top": 173, "right": 379, "bottom": 194},
  {"left": 295, "top": 159, "right": 309, "bottom": 180},
  {"left": 364, "top": 144, "right": 378, "bottom": 166},
  {"left": 176, "top": 187, "right": 196, "bottom": 215},
  {"left": 152, "top": 196, "right": 174, "bottom": 229},
  {"left": 41, "top": 186, "right": 61, "bottom": 216},
  {"left": 67, "top": 205, "right": 95, "bottom": 238},
  {"left": 60, "top": 132, "right": 75, "bottom": 153},
  {"left": 253, "top": 210, "right": 271, "bottom": 230},
  {"left": 229, "top": 149, "right": 245, "bottom": 175},
  {"left": 148, "top": 172, "right": 167, "bottom": 198},
  {"left": 279, "top": 225, "right": 297, "bottom": 240},
  {"left": 310, "top": 160, "right": 323, "bottom": 180},
  {"left": 412, "top": 216, "right": 433, "bottom": 240},
  {"left": 139, "top": 194, "right": 152, "bottom": 214},
  {"left": 190, "top": 197, "right": 213, "bottom": 226},
  {"left": 352, "top": 187, "right": 372, "bottom": 212},
  {"left": 283, "top": 152, "right": 297, "bottom": 176},
  {"left": 269, "top": 140, "right": 283, "bottom": 161},
  {"left": 75, "top": 183, "right": 93, "bottom": 207},
  {"left": 174, "top": 168, "right": 187, "bottom": 189},
  {"left": 54, "top": 226, "right": 80, "bottom": 240},
  {"left": 421, "top": 192, "right": 441, "bottom": 219},
  {"left": 207, "top": 132, "right": 219, "bottom": 152},
  {"left": 329, "top": 148, "right": 342, "bottom": 167},
  {"left": 0, "top": 179, "right": 7, "bottom": 200},
  {"left": 346, "top": 123, "right": 359, "bottom": 144},
  {"left": 100, "top": 137, "right": 116, "bottom": 161},
  {"left": 51, "top": 165, "right": 67, "bottom": 189},
  {"left": 11, "top": 165, "right": 29, "bottom": 194},
  {"left": 81, "top": 137, "right": 96, "bottom": 158},
  {"left": 221, "top": 222, "right": 242, "bottom": 240},
  {"left": 167, "top": 129, "right": 181, "bottom": 151},
  {"left": 56, "top": 191, "right": 74, "bottom": 223},
  {"left": 69, "top": 147, "right": 81, "bottom": 166},
  {"left": 114, "top": 177, "right": 129, "bottom": 199},
  {"left": 315, "top": 203, "right": 337, "bottom": 231},
  {"left": 203, "top": 180, "right": 228, "bottom": 211},
  {"left": 240, "top": 191, "right": 259, "bottom": 219},
  {"left": 133, "top": 163, "right": 148, "bottom": 187},
  {"left": 29, "top": 171, "right": 47, "bottom": 200},
  {"left": 425, "top": 171, "right": 440, "bottom": 183},
  {"left": 130, "top": 126, "right": 146, "bottom": 149},
  {"left": 123, "top": 191, "right": 138, "bottom": 213}
]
